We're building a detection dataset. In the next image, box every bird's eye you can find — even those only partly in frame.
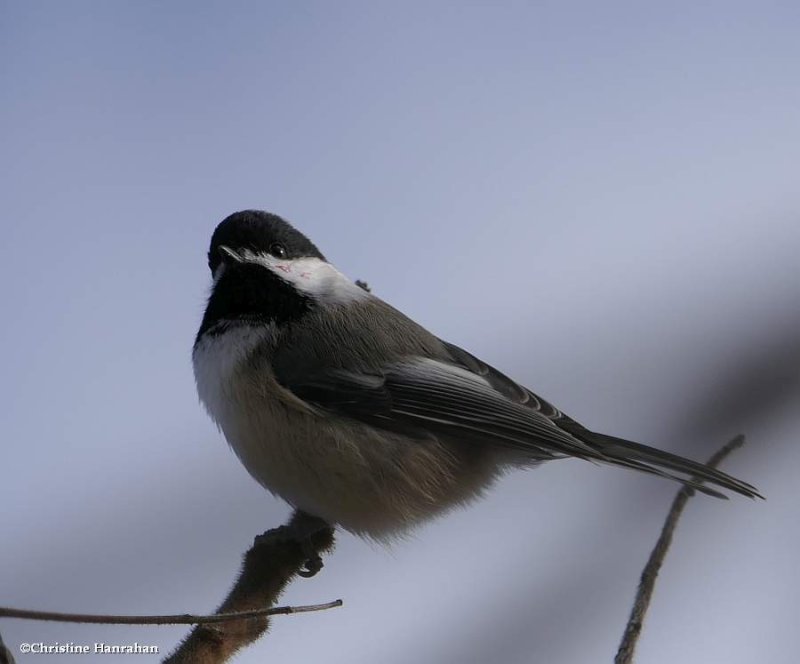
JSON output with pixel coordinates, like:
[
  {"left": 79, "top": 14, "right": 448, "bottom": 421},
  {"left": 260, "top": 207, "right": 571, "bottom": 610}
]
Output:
[{"left": 268, "top": 243, "right": 288, "bottom": 258}]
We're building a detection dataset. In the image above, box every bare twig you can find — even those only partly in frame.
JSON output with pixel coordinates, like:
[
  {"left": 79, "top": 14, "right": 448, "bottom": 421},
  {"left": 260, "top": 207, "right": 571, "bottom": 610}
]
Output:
[
  {"left": 0, "top": 514, "right": 336, "bottom": 664},
  {"left": 0, "top": 600, "right": 342, "bottom": 626},
  {"left": 615, "top": 434, "right": 748, "bottom": 664},
  {"left": 164, "top": 510, "right": 336, "bottom": 664}
]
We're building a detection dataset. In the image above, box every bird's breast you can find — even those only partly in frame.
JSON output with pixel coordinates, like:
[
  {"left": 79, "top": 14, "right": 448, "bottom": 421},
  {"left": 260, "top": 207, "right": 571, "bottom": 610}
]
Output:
[
  {"left": 192, "top": 325, "right": 504, "bottom": 539},
  {"left": 193, "top": 324, "right": 279, "bottom": 431}
]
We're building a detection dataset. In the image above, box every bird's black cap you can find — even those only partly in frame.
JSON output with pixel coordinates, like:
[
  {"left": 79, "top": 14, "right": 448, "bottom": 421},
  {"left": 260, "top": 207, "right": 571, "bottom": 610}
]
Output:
[{"left": 207, "top": 210, "right": 326, "bottom": 274}]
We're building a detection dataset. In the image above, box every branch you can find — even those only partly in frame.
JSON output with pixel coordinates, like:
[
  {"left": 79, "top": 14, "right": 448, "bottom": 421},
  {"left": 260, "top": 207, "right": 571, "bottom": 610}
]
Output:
[
  {"left": 0, "top": 601, "right": 342, "bottom": 626},
  {"left": 0, "top": 515, "right": 335, "bottom": 664},
  {"left": 0, "top": 511, "right": 335, "bottom": 664},
  {"left": 615, "top": 434, "right": 748, "bottom": 664},
  {"left": 164, "top": 510, "right": 336, "bottom": 663}
]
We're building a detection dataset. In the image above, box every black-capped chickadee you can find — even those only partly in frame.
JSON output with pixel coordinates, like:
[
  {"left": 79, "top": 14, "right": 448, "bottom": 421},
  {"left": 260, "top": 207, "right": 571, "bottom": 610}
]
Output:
[{"left": 193, "top": 210, "right": 760, "bottom": 540}]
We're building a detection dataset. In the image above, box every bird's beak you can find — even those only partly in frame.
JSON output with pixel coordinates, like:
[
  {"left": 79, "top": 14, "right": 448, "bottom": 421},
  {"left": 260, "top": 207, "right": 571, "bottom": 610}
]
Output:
[{"left": 218, "top": 245, "right": 243, "bottom": 264}]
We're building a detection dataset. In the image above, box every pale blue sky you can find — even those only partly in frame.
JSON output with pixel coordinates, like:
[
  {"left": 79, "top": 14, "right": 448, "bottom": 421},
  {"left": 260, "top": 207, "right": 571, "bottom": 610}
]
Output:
[{"left": 2, "top": 3, "right": 799, "bottom": 662}]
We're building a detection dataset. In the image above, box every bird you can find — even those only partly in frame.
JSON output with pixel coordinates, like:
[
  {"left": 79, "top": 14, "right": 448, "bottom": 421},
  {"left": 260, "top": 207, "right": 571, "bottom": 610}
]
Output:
[{"left": 193, "top": 210, "right": 760, "bottom": 541}]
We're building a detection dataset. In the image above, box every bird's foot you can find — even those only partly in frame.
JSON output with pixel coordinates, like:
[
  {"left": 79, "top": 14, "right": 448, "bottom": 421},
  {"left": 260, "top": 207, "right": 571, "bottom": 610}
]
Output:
[{"left": 253, "top": 511, "right": 333, "bottom": 578}]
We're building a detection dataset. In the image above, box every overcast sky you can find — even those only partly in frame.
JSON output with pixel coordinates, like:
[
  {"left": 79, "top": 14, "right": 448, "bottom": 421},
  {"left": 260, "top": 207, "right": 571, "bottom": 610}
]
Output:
[{"left": 2, "top": 2, "right": 799, "bottom": 663}]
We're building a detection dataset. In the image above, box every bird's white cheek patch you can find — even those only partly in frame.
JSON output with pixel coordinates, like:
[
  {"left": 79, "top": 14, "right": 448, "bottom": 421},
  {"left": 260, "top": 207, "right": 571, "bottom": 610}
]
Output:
[{"left": 246, "top": 252, "right": 369, "bottom": 305}]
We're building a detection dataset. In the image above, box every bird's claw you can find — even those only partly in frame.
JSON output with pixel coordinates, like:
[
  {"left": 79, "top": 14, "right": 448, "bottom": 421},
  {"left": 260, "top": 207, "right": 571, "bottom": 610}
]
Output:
[{"left": 298, "top": 551, "right": 324, "bottom": 577}]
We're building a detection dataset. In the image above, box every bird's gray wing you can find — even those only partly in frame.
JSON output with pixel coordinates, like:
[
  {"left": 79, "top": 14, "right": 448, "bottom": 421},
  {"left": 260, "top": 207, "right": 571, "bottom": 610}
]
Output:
[
  {"left": 276, "top": 345, "right": 760, "bottom": 499},
  {"left": 440, "top": 339, "right": 761, "bottom": 499},
  {"left": 278, "top": 356, "right": 595, "bottom": 460}
]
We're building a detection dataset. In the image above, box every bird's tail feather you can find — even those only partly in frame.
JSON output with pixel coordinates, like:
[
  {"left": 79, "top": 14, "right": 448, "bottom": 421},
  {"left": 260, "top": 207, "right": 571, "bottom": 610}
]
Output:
[{"left": 581, "top": 431, "right": 762, "bottom": 499}]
